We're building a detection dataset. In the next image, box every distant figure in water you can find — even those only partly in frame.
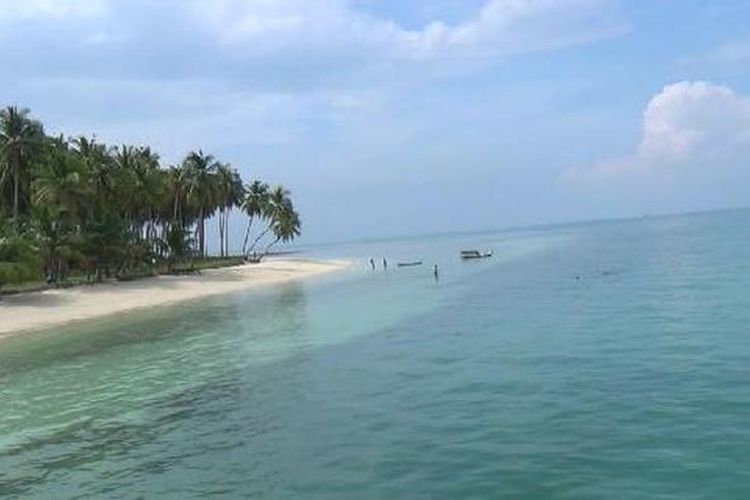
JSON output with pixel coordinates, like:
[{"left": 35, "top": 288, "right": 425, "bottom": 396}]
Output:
[
  {"left": 433, "top": 264, "right": 439, "bottom": 281},
  {"left": 369, "top": 258, "right": 375, "bottom": 270},
  {"left": 383, "top": 258, "right": 388, "bottom": 270}
]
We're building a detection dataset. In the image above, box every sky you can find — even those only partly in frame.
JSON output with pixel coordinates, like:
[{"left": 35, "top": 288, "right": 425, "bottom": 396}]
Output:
[{"left": 1, "top": 0, "right": 750, "bottom": 246}]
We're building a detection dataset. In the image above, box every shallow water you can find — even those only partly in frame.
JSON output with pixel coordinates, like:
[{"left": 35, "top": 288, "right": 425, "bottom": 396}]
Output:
[{"left": 3, "top": 209, "right": 750, "bottom": 498}]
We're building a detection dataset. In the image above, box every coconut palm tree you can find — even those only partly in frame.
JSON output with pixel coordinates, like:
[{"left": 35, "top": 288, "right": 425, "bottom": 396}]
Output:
[
  {"left": 241, "top": 180, "right": 270, "bottom": 256},
  {"left": 214, "top": 163, "right": 244, "bottom": 257},
  {"left": 130, "top": 146, "right": 163, "bottom": 243},
  {"left": 111, "top": 145, "right": 139, "bottom": 222},
  {"left": 248, "top": 185, "right": 290, "bottom": 256},
  {"left": 72, "top": 136, "right": 114, "bottom": 207},
  {"left": 31, "top": 140, "right": 90, "bottom": 282},
  {"left": 264, "top": 203, "right": 301, "bottom": 255},
  {"left": 0, "top": 106, "right": 44, "bottom": 221},
  {"left": 110, "top": 145, "right": 164, "bottom": 243},
  {"left": 167, "top": 165, "right": 189, "bottom": 223},
  {"left": 0, "top": 104, "right": 304, "bottom": 289},
  {"left": 33, "top": 141, "right": 89, "bottom": 216},
  {"left": 183, "top": 150, "right": 219, "bottom": 257}
]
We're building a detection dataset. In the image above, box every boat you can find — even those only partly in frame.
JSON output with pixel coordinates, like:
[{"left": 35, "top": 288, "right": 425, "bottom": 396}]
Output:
[
  {"left": 397, "top": 261, "right": 423, "bottom": 267},
  {"left": 460, "top": 250, "right": 493, "bottom": 260}
]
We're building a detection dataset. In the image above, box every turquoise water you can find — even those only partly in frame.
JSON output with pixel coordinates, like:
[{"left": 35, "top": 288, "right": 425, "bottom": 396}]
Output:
[{"left": 3, "top": 209, "right": 750, "bottom": 498}]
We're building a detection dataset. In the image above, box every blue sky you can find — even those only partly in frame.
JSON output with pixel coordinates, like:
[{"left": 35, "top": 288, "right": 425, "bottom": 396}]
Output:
[{"left": 2, "top": 0, "right": 750, "bottom": 245}]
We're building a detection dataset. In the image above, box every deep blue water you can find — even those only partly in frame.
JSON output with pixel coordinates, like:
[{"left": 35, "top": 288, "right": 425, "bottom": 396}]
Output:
[{"left": 2, "top": 209, "right": 750, "bottom": 498}]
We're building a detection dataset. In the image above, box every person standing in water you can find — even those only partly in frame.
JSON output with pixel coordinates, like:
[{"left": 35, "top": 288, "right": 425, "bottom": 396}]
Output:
[
  {"left": 370, "top": 258, "right": 375, "bottom": 270},
  {"left": 383, "top": 258, "right": 388, "bottom": 270},
  {"left": 433, "top": 264, "right": 439, "bottom": 281}
]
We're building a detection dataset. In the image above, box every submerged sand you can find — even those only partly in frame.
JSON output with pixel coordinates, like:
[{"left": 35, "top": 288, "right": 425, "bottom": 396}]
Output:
[{"left": 0, "top": 258, "right": 349, "bottom": 339}]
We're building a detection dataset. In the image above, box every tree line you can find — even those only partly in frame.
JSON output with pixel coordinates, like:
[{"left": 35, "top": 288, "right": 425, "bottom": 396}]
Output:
[{"left": 0, "top": 106, "right": 301, "bottom": 290}]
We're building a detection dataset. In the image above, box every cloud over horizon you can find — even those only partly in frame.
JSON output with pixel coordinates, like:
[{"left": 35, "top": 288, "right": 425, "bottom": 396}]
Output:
[{"left": 564, "top": 81, "right": 750, "bottom": 182}]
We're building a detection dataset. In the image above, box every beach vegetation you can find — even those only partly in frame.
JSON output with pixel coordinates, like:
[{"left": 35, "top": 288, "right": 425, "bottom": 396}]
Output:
[{"left": 0, "top": 106, "right": 302, "bottom": 291}]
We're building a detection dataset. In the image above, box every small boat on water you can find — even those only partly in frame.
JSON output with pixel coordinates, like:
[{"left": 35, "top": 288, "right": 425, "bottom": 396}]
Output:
[
  {"left": 461, "top": 250, "right": 493, "bottom": 260},
  {"left": 397, "top": 261, "right": 423, "bottom": 267}
]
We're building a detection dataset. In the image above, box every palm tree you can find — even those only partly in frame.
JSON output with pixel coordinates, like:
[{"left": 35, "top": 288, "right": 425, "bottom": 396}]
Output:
[
  {"left": 183, "top": 150, "right": 219, "bottom": 257},
  {"left": 163, "top": 222, "right": 195, "bottom": 272},
  {"left": 248, "top": 185, "right": 290, "bottom": 256},
  {"left": 111, "top": 145, "right": 139, "bottom": 221},
  {"left": 264, "top": 202, "right": 301, "bottom": 255},
  {"left": 241, "top": 180, "right": 269, "bottom": 256},
  {"left": 0, "top": 104, "right": 305, "bottom": 289},
  {"left": 214, "top": 163, "right": 244, "bottom": 257},
  {"left": 110, "top": 145, "right": 164, "bottom": 243},
  {"left": 167, "top": 165, "right": 189, "bottom": 223},
  {"left": 130, "top": 146, "right": 163, "bottom": 243},
  {"left": 72, "top": 136, "right": 114, "bottom": 207},
  {"left": 32, "top": 141, "right": 90, "bottom": 282},
  {"left": 33, "top": 140, "right": 89, "bottom": 217},
  {"left": 0, "top": 106, "right": 44, "bottom": 221}
]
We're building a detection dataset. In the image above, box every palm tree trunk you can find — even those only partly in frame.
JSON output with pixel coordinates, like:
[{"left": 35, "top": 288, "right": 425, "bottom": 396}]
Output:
[
  {"left": 12, "top": 166, "right": 19, "bottom": 221},
  {"left": 242, "top": 218, "right": 253, "bottom": 256},
  {"left": 198, "top": 207, "right": 205, "bottom": 257},
  {"left": 218, "top": 209, "right": 224, "bottom": 258},
  {"left": 249, "top": 226, "right": 271, "bottom": 254},
  {"left": 0, "top": 168, "right": 9, "bottom": 214},
  {"left": 200, "top": 214, "right": 205, "bottom": 257},
  {"left": 225, "top": 212, "right": 230, "bottom": 257},
  {"left": 264, "top": 236, "right": 280, "bottom": 256}
]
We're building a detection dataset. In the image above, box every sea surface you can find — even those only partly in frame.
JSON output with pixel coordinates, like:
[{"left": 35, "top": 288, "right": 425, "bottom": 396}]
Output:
[{"left": 2, "top": 209, "right": 750, "bottom": 499}]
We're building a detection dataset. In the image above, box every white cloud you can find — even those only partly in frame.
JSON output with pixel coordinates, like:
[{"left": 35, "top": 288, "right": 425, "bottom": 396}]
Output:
[
  {"left": 0, "top": 0, "right": 107, "bottom": 21},
  {"left": 0, "top": 0, "right": 627, "bottom": 154},
  {"left": 0, "top": 0, "right": 626, "bottom": 95},
  {"left": 564, "top": 81, "right": 750, "bottom": 181},
  {"left": 190, "top": 0, "right": 625, "bottom": 60},
  {"left": 412, "top": 0, "right": 624, "bottom": 56}
]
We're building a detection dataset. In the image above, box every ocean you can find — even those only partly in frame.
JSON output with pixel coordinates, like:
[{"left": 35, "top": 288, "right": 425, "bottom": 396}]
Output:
[{"left": 2, "top": 209, "right": 750, "bottom": 498}]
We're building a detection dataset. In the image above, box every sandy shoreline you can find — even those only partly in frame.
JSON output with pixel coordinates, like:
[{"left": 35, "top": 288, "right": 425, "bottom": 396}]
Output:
[{"left": 0, "top": 258, "right": 350, "bottom": 340}]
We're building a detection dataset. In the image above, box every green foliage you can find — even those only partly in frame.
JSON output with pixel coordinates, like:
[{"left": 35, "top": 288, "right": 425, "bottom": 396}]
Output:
[
  {"left": 263, "top": 189, "right": 301, "bottom": 255},
  {"left": 0, "top": 106, "right": 302, "bottom": 290},
  {"left": 0, "top": 106, "right": 45, "bottom": 219},
  {"left": 0, "top": 224, "right": 41, "bottom": 290}
]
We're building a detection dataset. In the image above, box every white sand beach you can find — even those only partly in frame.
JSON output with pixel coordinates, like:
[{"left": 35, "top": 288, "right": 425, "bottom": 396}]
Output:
[{"left": 0, "top": 258, "right": 349, "bottom": 339}]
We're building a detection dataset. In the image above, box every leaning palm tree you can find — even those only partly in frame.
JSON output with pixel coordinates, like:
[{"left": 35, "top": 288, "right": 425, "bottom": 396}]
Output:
[
  {"left": 263, "top": 203, "right": 301, "bottom": 256},
  {"left": 0, "top": 106, "right": 44, "bottom": 221},
  {"left": 240, "top": 180, "right": 270, "bottom": 256},
  {"left": 248, "top": 185, "right": 290, "bottom": 256}
]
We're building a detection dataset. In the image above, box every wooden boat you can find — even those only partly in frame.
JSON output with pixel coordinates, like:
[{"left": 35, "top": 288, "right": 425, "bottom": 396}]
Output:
[
  {"left": 460, "top": 250, "right": 493, "bottom": 260},
  {"left": 397, "top": 261, "right": 423, "bottom": 267}
]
